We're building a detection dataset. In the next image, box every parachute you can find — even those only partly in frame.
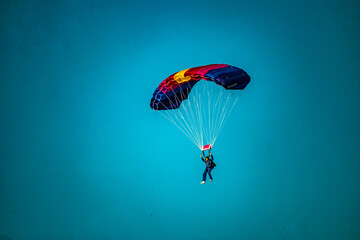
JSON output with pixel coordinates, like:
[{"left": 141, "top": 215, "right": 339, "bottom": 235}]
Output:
[{"left": 150, "top": 64, "right": 250, "bottom": 150}]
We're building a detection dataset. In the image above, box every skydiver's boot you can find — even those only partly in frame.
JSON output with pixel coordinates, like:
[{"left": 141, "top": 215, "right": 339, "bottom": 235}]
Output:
[
  {"left": 200, "top": 181, "right": 205, "bottom": 184},
  {"left": 210, "top": 179, "right": 213, "bottom": 182}
]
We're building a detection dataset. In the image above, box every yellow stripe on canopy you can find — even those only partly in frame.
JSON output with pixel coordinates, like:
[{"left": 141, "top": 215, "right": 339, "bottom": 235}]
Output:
[{"left": 174, "top": 69, "right": 192, "bottom": 83}]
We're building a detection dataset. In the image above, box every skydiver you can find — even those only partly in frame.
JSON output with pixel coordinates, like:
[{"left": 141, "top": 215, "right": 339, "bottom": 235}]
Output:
[{"left": 200, "top": 152, "right": 216, "bottom": 184}]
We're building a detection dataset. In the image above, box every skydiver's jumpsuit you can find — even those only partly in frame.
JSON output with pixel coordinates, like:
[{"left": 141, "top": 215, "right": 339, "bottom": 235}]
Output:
[{"left": 201, "top": 154, "right": 215, "bottom": 182}]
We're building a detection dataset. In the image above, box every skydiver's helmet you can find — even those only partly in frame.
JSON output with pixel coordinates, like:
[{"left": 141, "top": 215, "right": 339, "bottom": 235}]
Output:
[{"left": 205, "top": 156, "right": 209, "bottom": 161}]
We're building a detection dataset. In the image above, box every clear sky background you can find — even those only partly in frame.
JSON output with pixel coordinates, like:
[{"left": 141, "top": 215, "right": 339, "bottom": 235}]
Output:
[{"left": 1, "top": 0, "right": 359, "bottom": 239}]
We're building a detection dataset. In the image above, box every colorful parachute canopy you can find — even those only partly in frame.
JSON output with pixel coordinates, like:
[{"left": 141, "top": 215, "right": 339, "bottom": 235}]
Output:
[{"left": 150, "top": 64, "right": 250, "bottom": 110}]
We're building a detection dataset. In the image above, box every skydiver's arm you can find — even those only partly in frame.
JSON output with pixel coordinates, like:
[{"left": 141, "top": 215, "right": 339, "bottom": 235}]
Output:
[
  {"left": 210, "top": 153, "right": 213, "bottom": 161},
  {"left": 200, "top": 155, "right": 205, "bottom": 162}
]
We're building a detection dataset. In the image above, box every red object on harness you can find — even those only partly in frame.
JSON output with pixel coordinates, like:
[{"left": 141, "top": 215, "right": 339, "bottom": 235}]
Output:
[{"left": 201, "top": 144, "right": 212, "bottom": 151}]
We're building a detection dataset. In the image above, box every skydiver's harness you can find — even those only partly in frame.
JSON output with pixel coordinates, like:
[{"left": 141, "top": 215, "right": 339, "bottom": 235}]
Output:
[
  {"left": 209, "top": 161, "right": 216, "bottom": 170},
  {"left": 202, "top": 150, "right": 216, "bottom": 170}
]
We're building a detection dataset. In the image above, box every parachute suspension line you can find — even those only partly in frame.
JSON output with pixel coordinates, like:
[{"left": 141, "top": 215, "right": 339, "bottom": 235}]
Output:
[
  {"left": 175, "top": 83, "right": 200, "bottom": 144},
  {"left": 208, "top": 82, "right": 218, "bottom": 144},
  {"left": 207, "top": 83, "right": 212, "bottom": 145},
  {"left": 158, "top": 91, "right": 200, "bottom": 148},
  {"left": 203, "top": 81, "right": 212, "bottom": 145},
  {"left": 200, "top": 82, "right": 207, "bottom": 146},
  {"left": 210, "top": 87, "right": 224, "bottom": 145},
  {"left": 198, "top": 85, "right": 206, "bottom": 146},
  {"left": 216, "top": 92, "right": 232, "bottom": 136},
  {"left": 211, "top": 93, "right": 240, "bottom": 146},
  {"left": 195, "top": 81, "right": 205, "bottom": 147},
  {"left": 158, "top": 81, "right": 213, "bottom": 149},
  {"left": 192, "top": 85, "right": 203, "bottom": 147},
  {"left": 181, "top": 82, "right": 204, "bottom": 148},
  {"left": 183, "top": 87, "right": 202, "bottom": 147},
  {"left": 198, "top": 81, "right": 242, "bottom": 148},
  {"left": 175, "top": 85, "right": 204, "bottom": 149},
  {"left": 156, "top": 79, "right": 242, "bottom": 150},
  {"left": 151, "top": 64, "right": 251, "bottom": 151},
  {"left": 158, "top": 100, "right": 197, "bottom": 145},
  {"left": 181, "top": 83, "right": 198, "bottom": 147},
  {"left": 188, "top": 81, "right": 218, "bottom": 148},
  {"left": 218, "top": 95, "right": 238, "bottom": 131},
  {"left": 157, "top": 104, "right": 199, "bottom": 148},
  {"left": 200, "top": 82, "right": 207, "bottom": 145},
  {"left": 198, "top": 84, "right": 204, "bottom": 146},
  {"left": 214, "top": 95, "right": 240, "bottom": 144},
  {"left": 192, "top": 81, "right": 203, "bottom": 148},
  {"left": 211, "top": 93, "right": 231, "bottom": 146}
]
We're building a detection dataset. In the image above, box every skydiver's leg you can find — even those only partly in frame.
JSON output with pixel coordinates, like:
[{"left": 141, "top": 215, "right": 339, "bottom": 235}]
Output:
[
  {"left": 208, "top": 168, "right": 213, "bottom": 181},
  {"left": 203, "top": 168, "right": 207, "bottom": 181}
]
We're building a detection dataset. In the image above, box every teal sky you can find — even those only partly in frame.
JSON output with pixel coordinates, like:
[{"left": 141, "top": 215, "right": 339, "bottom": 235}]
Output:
[{"left": 1, "top": 0, "right": 360, "bottom": 239}]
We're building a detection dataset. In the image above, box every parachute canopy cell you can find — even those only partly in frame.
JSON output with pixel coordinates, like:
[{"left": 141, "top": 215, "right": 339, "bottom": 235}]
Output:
[{"left": 150, "top": 64, "right": 250, "bottom": 110}]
